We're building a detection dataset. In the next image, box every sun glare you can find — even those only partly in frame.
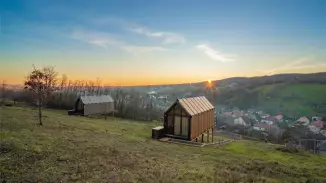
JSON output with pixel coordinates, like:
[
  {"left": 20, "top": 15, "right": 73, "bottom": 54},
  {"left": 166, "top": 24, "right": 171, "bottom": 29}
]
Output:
[{"left": 208, "top": 80, "right": 211, "bottom": 83}]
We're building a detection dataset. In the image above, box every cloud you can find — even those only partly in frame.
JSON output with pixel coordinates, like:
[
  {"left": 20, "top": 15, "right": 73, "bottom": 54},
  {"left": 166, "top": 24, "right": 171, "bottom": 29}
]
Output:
[
  {"left": 121, "top": 46, "right": 168, "bottom": 55},
  {"left": 256, "top": 55, "right": 326, "bottom": 75},
  {"left": 196, "top": 44, "right": 236, "bottom": 62},
  {"left": 131, "top": 27, "right": 186, "bottom": 45},
  {"left": 71, "top": 30, "right": 123, "bottom": 48},
  {"left": 71, "top": 29, "right": 168, "bottom": 54},
  {"left": 91, "top": 17, "right": 186, "bottom": 45}
]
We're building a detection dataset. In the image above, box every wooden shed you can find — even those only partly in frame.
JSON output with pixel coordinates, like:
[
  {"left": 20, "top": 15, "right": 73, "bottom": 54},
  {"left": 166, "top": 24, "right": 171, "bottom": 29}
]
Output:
[
  {"left": 73, "top": 95, "right": 114, "bottom": 116},
  {"left": 163, "top": 96, "right": 215, "bottom": 141}
]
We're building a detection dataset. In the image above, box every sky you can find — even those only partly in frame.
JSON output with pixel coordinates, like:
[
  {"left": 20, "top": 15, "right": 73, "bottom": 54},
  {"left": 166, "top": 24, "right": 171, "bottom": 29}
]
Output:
[{"left": 1, "top": 0, "right": 326, "bottom": 86}]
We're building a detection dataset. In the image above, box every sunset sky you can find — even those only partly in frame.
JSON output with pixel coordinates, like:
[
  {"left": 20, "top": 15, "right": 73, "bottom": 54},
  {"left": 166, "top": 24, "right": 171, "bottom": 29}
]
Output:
[{"left": 1, "top": 0, "right": 326, "bottom": 86}]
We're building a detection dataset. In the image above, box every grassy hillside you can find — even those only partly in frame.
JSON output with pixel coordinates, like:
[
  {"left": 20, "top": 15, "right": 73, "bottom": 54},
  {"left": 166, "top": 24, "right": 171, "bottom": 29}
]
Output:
[
  {"left": 1, "top": 106, "right": 326, "bottom": 182},
  {"left": 214, "top": 83, "right": 326, "bottom": 117},
  {"left": 257, "top": 83, "right": 326, "bottom": 116}
]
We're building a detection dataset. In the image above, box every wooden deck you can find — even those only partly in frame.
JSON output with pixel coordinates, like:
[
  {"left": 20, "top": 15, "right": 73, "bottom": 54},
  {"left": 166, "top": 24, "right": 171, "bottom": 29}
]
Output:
[{"left": 157, "top": 137, "right": 233, "bottom": 147}]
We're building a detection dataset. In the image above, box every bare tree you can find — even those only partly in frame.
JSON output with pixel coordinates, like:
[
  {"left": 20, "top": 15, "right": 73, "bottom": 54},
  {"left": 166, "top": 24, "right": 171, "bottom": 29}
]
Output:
[
  {"left": 0, "top": 80, "right": 6, "bottom": 105},
  {"left": 24, "top": 66, "right": 58, "bottom": 125},
  {"left": 96, "top": 78, "right": 101, "bottom": 95},
  {"left": 58, "top": 74, "right": 68, "bottom": 109}
]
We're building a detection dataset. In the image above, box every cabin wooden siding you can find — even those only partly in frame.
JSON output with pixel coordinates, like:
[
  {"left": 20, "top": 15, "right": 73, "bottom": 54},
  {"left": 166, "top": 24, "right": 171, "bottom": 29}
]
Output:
[
  {"left": 74, "top": 95, "right": 115, "bottom": 116},
  {"left": 189, "top": 108, "right": 214, "bottom": 140},
  {"left": 164, "top": 96, "right": 215, "bottom": 141}
]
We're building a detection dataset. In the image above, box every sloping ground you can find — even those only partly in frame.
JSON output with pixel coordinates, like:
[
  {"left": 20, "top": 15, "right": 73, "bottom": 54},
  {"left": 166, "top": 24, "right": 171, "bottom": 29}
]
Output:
[
  {"left": 1, "top": 107, "right": 326, "bottom": 182},
  {"left": 258, "top": 84, "right": 326, "bottom": 116}
]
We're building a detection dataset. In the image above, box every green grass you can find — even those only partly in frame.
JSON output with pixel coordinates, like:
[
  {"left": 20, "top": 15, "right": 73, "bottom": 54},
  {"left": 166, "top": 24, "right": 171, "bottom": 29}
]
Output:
[
  {"left": 258, "top": 84, "right": 326, "bottom": 116},
  {"left": 1, "top": 106, "right": 326, "bottom": 182}
]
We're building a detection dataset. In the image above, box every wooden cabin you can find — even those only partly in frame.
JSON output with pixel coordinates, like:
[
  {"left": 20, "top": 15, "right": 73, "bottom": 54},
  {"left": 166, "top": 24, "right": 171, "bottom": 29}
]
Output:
[
  {"left": 70, "top": 95, "right": 114, "bottom": 116},
  {"left": 163, "top": 96, "right": 215, "bottom": 141}
]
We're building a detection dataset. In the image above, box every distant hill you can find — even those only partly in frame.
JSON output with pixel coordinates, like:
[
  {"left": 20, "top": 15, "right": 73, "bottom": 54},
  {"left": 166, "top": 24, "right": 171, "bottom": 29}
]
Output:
[
  {"left": 126, "top": 72, "right": 326, "bottom": 117},
  {"left": 208, "top": 72, "right": 326, "bottom": 117},
  {"left": 209, "top": 72, "right": 326, "bottom": 87}
]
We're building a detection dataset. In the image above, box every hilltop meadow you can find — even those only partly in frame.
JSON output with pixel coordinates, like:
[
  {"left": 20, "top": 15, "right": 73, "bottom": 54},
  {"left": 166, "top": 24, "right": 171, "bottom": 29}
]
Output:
[{"left": 1, "top": 106, "right": 326, "bottom": 183}]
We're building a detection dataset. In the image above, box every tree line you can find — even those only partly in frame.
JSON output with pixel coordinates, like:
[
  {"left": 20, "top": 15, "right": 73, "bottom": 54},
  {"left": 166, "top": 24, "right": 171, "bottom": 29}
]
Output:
[{"left": 1, "top": 66, "right": 164, "bottom": 125}]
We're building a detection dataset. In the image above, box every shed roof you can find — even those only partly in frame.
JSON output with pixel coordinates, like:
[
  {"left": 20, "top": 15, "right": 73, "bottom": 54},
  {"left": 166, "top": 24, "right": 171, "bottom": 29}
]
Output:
[
  {"left": 80, "top": 95, "right": 114, "bottom": 104},
  {"left": 168, "top": 96, "right": 214, "bottom": 116}
]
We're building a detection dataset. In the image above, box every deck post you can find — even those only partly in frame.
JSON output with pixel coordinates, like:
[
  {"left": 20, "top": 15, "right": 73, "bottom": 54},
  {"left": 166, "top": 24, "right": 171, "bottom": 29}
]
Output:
[
  {"left": 212, "top": 127, "right": 214, "bottom": 142},
  {"left": 180, "top": 108, "right": 182, "bottom": 135},
  {"left": 207, "top": 130, "right": 209, "bottom": 143},
  {"left": 201, "top": 134, "right": 204, "bottom": 143}
]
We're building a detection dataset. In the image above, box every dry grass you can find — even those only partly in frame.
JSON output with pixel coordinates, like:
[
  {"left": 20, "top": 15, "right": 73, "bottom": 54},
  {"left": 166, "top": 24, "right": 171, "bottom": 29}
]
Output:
[{"left": 1, "top": 106, "right": 326, "bottom": 183}]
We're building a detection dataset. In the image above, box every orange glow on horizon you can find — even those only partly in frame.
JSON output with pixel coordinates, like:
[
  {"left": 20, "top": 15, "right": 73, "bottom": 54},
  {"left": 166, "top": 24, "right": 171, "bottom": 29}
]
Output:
[{"left": 1, "top": 75, "right": 217, "bottom": 87}]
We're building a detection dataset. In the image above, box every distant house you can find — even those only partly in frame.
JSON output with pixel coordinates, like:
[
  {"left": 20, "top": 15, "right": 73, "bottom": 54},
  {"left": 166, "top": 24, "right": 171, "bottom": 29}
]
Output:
[
  {"left": 241, "top": 115, "right": 252, "bottom": 126},
  {"left": 158, "top": 96, "right": 168, "bottom": 103},
  {"left": 158, "top": 96, "right": 168, "bottom": 99},
  {"left": 261, "top": 116, "right": 276, "bottom": 125},
  {"left": 320, "top": 130, "right": 326, "bottom": 137},
  {"left": 308, "top": 125, "right": 321, "bottom": 134},
  {"left": 232, "top": 110, "right": 244, "bottom": 118},
  {"left": 275, "top": 115, "right": 283, "bottom": 121},
  {"left": 312, "top": 116, "right": 322, "bottom": 122},
  {"left": 148, "top": 91, "right": 157, "bottom": 99},
  {"left": 70, "top": 95, "right": 115, "bottom": 116},
  {"left": 234, "top": 117, "right": 247, "bottom": 126},
  {"left": 296, "top": 117, "right": 310, "bottom": 126},
  {"left": 260, "top": 114, "right": 270, "bottom": 119},
  {"left": 311, "top": 120, "right": 324, "bottom": 129},
  {"left": 148, "top": 91, "right": 157, "bottom": 95},
  {"left": 253, "top": 123, "right": 271, "bottom": 131}
]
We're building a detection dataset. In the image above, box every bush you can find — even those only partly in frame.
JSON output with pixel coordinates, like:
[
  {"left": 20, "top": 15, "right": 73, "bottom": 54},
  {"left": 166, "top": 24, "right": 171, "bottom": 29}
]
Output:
[
  {"left": 4, "top": 103, "right": 13, "bottom": 107},
  {"left": 276, "top": 146, "right": 299, "bottom": 153}
]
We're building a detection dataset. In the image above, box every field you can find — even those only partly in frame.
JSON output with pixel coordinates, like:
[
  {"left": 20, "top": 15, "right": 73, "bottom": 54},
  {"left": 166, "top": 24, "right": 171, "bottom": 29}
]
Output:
[
  {"left": 257, "top": 84, "right": 326, "bottom": 116},
  {"left": 1, "top": 106, "right": 326, "bottom": 182}
]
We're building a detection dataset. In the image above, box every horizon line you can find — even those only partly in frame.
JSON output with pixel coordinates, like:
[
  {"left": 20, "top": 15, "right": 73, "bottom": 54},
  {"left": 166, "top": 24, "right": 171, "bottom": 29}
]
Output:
[{"left": 3, "top": 71, "right": 325, "bottom": 88}]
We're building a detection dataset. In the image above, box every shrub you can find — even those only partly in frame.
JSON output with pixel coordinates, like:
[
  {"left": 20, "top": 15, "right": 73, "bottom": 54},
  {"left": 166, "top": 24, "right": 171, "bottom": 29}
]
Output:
[{"left": 276, "top": 146, "right": 299, "bottom": 153}]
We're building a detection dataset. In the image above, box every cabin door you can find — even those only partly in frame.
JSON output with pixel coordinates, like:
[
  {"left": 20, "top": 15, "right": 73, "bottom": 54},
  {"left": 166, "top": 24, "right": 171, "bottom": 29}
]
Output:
[
  {"left": 181, "top": 117, "right": 188, "bottom": 136},
  {"left": 174, "top": 116, "right": 188, "bottom": 137},
  {"left": 174, "top": 116, "right": 181, "bottom": 135}
]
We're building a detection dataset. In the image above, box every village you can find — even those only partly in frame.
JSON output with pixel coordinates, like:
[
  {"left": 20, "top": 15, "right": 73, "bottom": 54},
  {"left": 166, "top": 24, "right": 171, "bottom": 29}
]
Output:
[
  {"left": 144, "top": 88, "right": 326, "bottom": 147},
  {"left": 216, "top": 108, "right": 326, "bottom": 142}
]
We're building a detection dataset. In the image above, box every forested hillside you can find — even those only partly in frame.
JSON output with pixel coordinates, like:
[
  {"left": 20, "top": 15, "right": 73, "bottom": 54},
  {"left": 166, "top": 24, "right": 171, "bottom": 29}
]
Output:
[{"left": 210, "top": 72, "right": 326, "bottom": 117}]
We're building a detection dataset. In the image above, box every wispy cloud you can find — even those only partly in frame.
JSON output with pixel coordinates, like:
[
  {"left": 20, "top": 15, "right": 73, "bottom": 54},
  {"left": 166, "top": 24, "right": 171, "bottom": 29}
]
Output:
[
  {"left": 121, "top": 46, "right": 168, "bottom": 55},
  {"left": 131, "top": 27, "right": 186, "bottom": 45},
  {"left": 91, "top": 17, "right": 186, "bottom": 46},
  {"left": 71, "top": 30, "right": 123, "bottom": 48},
  {"left": 196, "top": 44, "right": 236, "bottom": 62},
  {"left": 256, "top": 56, "right": 325, "bottom": 75},
  {"left": 71, "top": 29, "right": 168, "bottom": 54}
]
